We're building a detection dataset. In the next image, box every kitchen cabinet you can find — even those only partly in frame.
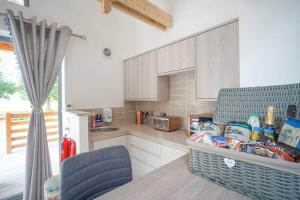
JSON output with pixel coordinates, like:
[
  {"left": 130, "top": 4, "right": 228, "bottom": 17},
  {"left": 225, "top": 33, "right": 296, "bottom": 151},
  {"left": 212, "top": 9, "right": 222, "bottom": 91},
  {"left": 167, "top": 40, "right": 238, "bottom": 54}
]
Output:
[
  {"left": 128, "top": 135, "right": 161, "bottom": 178},
  {"left": 137, "top": 51, "right": 157, "bottom": 99},
  {"left": 196, "top": 21, "right": 239, "bottom": 99},
  {"left": 92, "top": 135, "right": 128, "bottom": 150},
  {"left": 92, "top": 134, "right": 188, "bottom": 179},
  {"left": 131, "top": 145, "right": 161, "bottom": 169},
  {"left": 131, "top": 157, "right": 154, "bottom": 179},
  {"left": 128, "top": 135, "right": 187, "bottom": 179},
  {"left": 124, "top": 58, "right": 138, "bottom": 100},
  {"left": 157, "top": 37, "right": 196, "bottom": 75},
  {"left": 124, "top": 51, "right": 169, "bottom": 101},
  {"left": 129, "top": 135, "right": 161, "bottom": 157},
  {"left": 160, "top": 145, "right": 187, "bottom": 166}
]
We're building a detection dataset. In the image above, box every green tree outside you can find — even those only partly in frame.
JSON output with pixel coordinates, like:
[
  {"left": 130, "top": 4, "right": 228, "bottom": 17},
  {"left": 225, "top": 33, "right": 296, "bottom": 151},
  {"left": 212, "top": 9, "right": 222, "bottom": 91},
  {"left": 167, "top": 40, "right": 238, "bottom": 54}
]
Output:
[
  {"left": 0, "top": 53, "right": 58, "bottom": 110},
  {"left": 0, "top": 71, "right": 17, "bottom": 99}
]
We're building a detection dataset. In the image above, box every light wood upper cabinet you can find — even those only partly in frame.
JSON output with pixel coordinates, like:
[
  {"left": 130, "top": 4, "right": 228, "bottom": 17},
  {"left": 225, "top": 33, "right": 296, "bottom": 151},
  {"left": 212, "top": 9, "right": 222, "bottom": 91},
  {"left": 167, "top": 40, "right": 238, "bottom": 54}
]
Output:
[
  {"left": 125, "top": 19, "right": 239, "bottom": 101},
  {"left": 137, "top": 51, "right": 157, "bottom": 99},
  {"left": 124, "top": 58, "right": 138, "bottom": 100},
  {"left": 196, "top": 21, "right": 240, "bottom": 99},
  {"left": 157, "top": 37, "right": 196, "bottom": 75},
  {"left": 125, "top": 51, "right": 169, "bottom": 101}
]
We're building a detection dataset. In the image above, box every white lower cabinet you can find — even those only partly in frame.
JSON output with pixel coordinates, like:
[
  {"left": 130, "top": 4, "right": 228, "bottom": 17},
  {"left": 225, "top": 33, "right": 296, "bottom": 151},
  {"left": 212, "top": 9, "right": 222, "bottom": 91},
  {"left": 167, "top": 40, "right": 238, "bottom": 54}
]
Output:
[
  {"left": 131, "top": 157, "right": 155, "bottom": 178},
  {"left": 92, "top": 134, "right": 187, "bottom": 179},
  {"left": 92, "top": 135, "right": 128, "bottom": 150},
  {"left": 130, "top": 146, "right": 161, "bottom": 168},
  {"left": 128, "top": 135, "right": 187, "bottom": 179},
  {"left": 160, "top": 145, "right": 187, "bottom": 166}
]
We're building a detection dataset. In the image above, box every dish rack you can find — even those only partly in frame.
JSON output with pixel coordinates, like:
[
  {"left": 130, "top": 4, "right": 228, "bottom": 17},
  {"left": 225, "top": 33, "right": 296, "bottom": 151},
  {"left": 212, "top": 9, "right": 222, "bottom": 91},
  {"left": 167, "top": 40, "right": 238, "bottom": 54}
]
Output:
[{"left": 187, "top": 83, "right": 300, "bottom": 200}]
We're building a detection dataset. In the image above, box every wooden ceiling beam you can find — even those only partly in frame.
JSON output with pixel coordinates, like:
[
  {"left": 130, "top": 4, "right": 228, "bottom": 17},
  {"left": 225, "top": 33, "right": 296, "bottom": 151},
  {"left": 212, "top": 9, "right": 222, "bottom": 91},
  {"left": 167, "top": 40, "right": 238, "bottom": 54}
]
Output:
[
  {"left": 98, "top": 0, "right": 172, "bottom": 31},
  {"left": 102, "top": 0, "right": 112, "bottom": 14}
]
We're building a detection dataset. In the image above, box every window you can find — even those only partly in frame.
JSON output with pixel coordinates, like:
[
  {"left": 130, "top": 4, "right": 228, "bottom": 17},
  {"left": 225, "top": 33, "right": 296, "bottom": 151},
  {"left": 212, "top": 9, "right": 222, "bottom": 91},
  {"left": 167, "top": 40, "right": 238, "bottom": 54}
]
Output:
[{"left": 8, "top": 0, "right": 29, "bottom": 7}]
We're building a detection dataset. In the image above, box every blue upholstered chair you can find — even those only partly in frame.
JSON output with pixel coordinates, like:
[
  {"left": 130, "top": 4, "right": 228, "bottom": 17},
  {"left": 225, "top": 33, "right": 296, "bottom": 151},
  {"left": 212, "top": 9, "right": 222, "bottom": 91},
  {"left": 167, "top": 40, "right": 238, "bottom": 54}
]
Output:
[{"left": 60, "top": 146, "right": 132, "bottom": 200}]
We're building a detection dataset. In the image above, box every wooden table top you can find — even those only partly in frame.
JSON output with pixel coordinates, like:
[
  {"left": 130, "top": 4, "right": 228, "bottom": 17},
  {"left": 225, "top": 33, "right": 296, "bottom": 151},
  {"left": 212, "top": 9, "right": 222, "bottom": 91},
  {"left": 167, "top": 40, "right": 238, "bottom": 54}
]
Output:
[{"left": 96, "top": 155, "right": 251, "bottom": 200}]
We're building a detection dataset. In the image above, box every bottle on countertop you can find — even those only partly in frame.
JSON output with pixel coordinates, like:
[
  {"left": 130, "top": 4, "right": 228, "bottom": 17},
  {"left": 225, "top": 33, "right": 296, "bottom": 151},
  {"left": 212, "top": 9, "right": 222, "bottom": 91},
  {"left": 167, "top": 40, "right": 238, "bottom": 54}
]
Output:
[
  {"left": 99, "top": 114, "right": 103, "bottom": 127},
  {"left": 91, "top": 112, "right": 96, "bottom": 128},
  {"left": 95, "top": 114, "right": 100, "bottom": 127}
]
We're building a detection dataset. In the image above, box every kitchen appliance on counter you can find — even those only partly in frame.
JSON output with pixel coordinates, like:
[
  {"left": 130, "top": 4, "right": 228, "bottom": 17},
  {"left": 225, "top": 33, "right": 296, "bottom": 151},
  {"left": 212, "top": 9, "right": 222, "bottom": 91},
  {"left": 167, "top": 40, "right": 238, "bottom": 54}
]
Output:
[
  {"left": 188, "top": 113, "right": 213, "bottom": 136},
  {"left": 136, "top": 111, "right": 144, "bottom": 124},
  {"left": 153, "top": 116, "right": 181, "bottom": 132}
]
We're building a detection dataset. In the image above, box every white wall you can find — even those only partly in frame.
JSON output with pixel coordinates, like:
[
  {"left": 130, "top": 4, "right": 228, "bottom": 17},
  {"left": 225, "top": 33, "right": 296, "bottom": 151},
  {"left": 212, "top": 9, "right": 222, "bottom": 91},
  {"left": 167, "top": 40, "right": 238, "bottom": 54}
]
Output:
[
  {"left": 239, "top": 0, "right": 300, "bottom": 87},
  {"left": 0, "top": 0, "right": 137, "bottom": 109},
  {"left": 135, "top": 0, "right": 300, "bottom": 87},
  {"left": 135, "top": 0, "right": 239, "bottom": 54}
]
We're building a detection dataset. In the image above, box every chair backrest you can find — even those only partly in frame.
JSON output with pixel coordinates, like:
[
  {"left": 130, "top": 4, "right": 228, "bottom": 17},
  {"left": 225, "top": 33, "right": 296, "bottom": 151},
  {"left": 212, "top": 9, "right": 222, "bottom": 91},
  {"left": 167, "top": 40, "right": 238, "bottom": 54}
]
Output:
[
  {"left": 60, "top": 145, "right": 132, "bottom": 200},
  {"left": 213, "top": 83, "right": 300, "bottom": 127}
]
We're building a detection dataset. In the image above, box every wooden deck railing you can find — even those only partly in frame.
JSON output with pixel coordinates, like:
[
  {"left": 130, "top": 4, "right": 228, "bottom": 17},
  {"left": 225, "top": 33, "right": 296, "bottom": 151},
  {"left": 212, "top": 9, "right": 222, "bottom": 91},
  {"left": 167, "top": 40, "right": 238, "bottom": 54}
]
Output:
[{"left": 5, "top": 111, "right": 59, "bottom": 154}]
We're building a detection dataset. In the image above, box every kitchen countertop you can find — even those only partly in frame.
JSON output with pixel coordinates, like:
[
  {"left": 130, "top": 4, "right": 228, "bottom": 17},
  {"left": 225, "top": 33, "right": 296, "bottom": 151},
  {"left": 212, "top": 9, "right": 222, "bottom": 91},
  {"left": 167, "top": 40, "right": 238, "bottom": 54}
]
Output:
[
  {"left": 89, "top": 124, "right": 189, "bottom": 151},
  {"left": 95, "top": 155, "right": 251, "bottom": 200},
  {"left": 64, "top": 110, "right": 90, "bottom": 116}
]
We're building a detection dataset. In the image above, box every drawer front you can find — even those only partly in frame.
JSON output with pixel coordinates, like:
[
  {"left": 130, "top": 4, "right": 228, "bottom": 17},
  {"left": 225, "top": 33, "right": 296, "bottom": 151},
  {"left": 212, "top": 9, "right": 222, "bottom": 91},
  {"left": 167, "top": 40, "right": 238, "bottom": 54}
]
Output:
[
  {"left": 129, "top": 136, "right": 161, "bottom": 157},
  {"left": 160, "top": 145, "right": 188, "bottom": 166},
  {"left": 93, "top": 136, "right": 128, "bottom": 150},
  {"left": 131, "top": 157, "right": 155, "bottom": 179},
  {"left": 130, "top": 146, "right": 161, "bottom": 168}
]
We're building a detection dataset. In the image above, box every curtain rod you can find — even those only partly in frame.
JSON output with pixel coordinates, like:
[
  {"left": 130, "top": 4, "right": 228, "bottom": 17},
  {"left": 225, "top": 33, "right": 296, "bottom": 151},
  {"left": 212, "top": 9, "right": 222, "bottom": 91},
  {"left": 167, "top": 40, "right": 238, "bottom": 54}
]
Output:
[{"left": 0, "top": 11, "right": 87, "bottom": 40}]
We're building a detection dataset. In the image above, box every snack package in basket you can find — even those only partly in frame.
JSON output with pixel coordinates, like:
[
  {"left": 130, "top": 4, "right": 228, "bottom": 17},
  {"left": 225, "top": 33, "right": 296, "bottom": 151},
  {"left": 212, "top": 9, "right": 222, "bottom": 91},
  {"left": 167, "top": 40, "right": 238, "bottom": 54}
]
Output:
[
  {"left": 266, "top": 141, "right": 300, "bottom": 162},
  {"left": 198, "top": 121, "right": 225, "bottom": 136},
  {"left": 227, "top": 137, "right": 242, "bottom": 151},
  {"left": 211, "top": 136, "right": 228, "bottom": 148},
  {"left": 278, "top": 118, "right": 300, "bottom": 150},
  {"left": 240, "top": 143, "right": 256, "bottom": 154},
  {"left": 190, "top": 131, "right": 213, "bottom": 146},
  {"left": 224, "top": 121, "right": 252, "bottom": 142}
]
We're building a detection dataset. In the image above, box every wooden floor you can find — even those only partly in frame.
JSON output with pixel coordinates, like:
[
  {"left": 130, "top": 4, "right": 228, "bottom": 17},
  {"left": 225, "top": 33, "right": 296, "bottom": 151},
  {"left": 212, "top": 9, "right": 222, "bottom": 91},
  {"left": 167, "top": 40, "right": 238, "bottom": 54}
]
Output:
[{"left": 0, "top": 143, "right": 59, "bottom": 199}]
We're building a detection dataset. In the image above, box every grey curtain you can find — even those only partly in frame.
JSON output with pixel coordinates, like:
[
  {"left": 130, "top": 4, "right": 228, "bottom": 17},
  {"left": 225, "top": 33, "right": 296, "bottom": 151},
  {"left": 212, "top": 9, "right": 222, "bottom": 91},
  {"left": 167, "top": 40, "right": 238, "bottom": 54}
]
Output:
[{"left": 6, "top": 10, "right": 72, "bottom": 200}]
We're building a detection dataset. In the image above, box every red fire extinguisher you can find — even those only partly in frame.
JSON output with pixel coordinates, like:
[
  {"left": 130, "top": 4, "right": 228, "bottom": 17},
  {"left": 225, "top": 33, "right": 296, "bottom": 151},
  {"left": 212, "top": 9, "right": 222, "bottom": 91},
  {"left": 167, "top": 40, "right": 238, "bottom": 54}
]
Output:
[
  {"left": 61, "top": 135, "right": 76, "bottom": 162},
  {"left": 70, "top": 139, "right": 76, "bottom": 157}
]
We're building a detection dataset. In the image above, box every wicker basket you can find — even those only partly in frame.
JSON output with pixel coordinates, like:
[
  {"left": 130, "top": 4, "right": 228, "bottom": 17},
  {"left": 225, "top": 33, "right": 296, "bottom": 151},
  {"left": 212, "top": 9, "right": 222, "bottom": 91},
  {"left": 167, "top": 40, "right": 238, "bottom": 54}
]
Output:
[
  {"left": 187, "top": 139, "right": 300, "bottom": 200},
  {"left": 188, "top": 83, "right": 300, "bottom": 200}
]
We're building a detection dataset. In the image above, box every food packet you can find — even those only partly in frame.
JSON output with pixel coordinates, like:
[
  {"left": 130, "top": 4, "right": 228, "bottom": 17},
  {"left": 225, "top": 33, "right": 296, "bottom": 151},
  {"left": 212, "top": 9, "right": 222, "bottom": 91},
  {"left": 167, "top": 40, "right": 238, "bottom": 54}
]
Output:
[
  {"left": 198, "top": 121, "right": 225, "bottom": 136},
  {"left": 211, "top": 136, "right": 228, "bottom": 148},
  {"left": 224, "top": 121, "right": 252, "bottom": 142},
  {"left": 278, "top": 118, "right": 300, "bottom": 150},
  {"left": 226, "top": 137, "right": 242, "bottom": 151},
  {"left": 241, "top": 143, "right": 256, "bottom": 154},
  {"left": 266, "top": 141, "right": 300, "bottom": 162},
  {"left": 253, "top": 146, "right": 276, "bottom": 159},
  {"left": 190, "top": 131, "right": 213, "bottom": 146}
]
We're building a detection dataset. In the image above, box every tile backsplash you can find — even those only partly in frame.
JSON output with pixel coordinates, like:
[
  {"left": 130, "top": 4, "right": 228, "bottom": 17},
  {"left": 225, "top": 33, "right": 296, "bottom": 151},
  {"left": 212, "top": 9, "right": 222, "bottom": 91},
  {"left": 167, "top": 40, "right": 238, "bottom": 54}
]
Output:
[
  {"left": 81, "top": 71, "right": 216, "bottom": 130},
  {"left": 80, "top": 101, "right": 136, "bottom": 127},
  {"left": 134, "top": 71, "right": 217, "bottom": 129}
]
